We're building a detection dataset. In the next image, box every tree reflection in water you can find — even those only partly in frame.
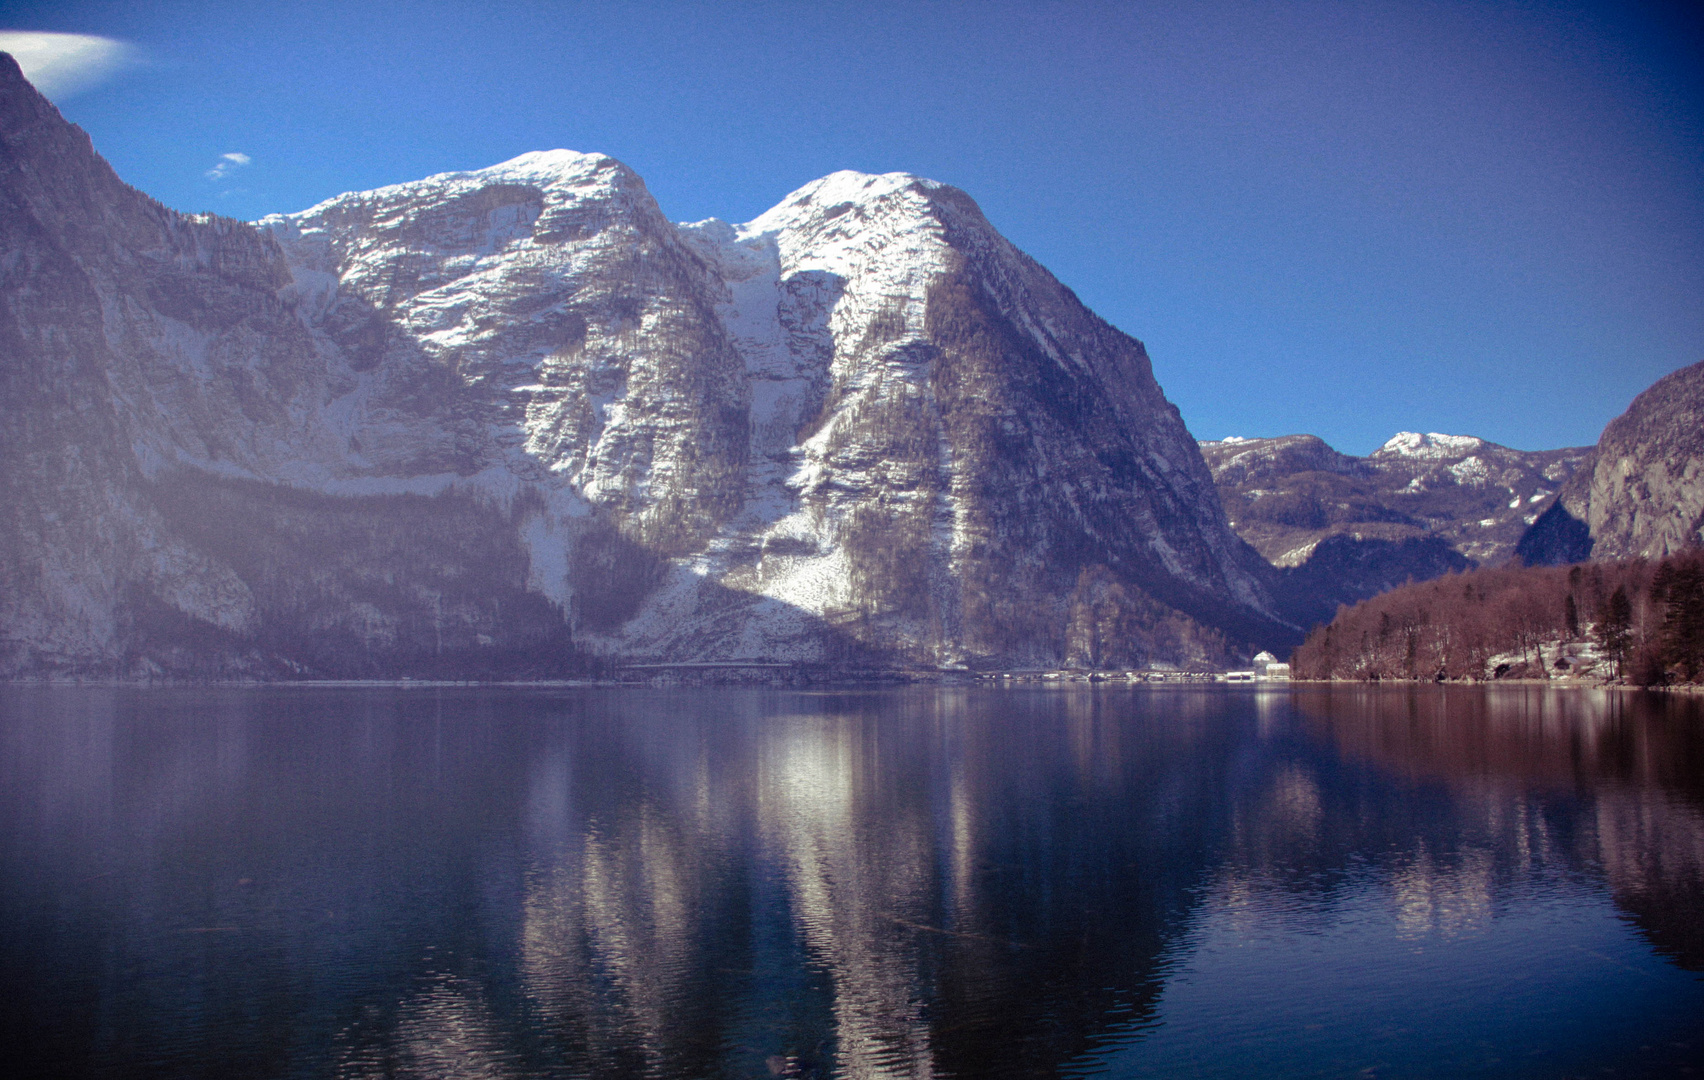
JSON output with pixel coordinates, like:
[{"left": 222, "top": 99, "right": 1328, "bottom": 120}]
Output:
[{"left": 1289, "top": 685, "right": 1704, "bottom": 971}]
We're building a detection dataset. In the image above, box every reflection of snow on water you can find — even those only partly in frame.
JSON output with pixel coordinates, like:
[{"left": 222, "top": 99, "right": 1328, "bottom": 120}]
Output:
[
  {"left": 336, "top": 974, "right": 512, "bottom": 1080},
  {"left": 762, "top": 718, "right": 939, "bottom": 1079},
  {"left": 1389, "top": 847, "right": 1494, "bottom": 939},
  {"left": 10, "top": 686, "right": 1703, "bottom": 1077}
]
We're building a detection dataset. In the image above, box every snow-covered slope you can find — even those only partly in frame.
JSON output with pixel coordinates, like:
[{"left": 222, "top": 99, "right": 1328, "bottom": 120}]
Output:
[
  {"left": 1372, "top": 431, "right": 1487, "bottom": 462},
  {"left": 640, "top": 169, "right": 1282, "bottom": 663},
  {"left": 0, "top": 55, "right": 1288, "bottom": 677}
]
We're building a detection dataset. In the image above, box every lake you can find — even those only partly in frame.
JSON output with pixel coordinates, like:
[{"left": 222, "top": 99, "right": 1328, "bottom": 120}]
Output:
[{"left": 2, "top": 684, "right": 1700, "bottom": 1078}]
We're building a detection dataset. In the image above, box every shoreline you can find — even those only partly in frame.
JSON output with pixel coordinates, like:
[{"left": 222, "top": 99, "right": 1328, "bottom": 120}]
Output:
[
  {"left": 1288, "top": 677, "right": 1704, "bottom": 694},
  {"left": 2, "top": 675, "right": 1699, "bottom": 693}
]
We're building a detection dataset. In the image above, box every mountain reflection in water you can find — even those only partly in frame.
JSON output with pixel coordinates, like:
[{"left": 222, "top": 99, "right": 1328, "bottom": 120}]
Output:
[{"left": 1, "top": 686, "right": 1700, "bottom": 1078}]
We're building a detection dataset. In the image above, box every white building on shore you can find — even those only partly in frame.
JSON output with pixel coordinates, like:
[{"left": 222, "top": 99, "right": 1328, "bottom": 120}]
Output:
[{"left": 1252, "top": 651, "right": 1291, "bottom": 680}]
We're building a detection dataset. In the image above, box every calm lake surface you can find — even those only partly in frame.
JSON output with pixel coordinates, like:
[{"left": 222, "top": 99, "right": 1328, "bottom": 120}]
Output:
[{"left": 2, "top": 685, "right": 1701, "bottom": 1079}]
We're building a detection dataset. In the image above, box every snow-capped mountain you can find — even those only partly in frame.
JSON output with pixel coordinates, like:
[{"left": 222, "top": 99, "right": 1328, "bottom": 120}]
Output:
[
  {"left": 1201, "top": 431, "right": 1589, "bottom": 568},
  {"left": 0, "top": 55, "right": 1288, "bottom": 677},
  {"left": 1199, "top": 430, "right": 1592, "bottom": 627}
]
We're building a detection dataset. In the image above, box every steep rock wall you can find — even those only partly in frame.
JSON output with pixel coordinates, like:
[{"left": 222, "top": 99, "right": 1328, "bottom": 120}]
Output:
[{"left": 1517, "top": 360, "right": 1704, "bottom": 565}]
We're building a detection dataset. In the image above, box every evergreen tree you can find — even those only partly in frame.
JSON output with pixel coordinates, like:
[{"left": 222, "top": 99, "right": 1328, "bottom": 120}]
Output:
[
  {"left": 1597, "top": 585, "right": 1633, "bottom": 678},
  {"left": 1653, "top": 559, "right": 1704, "bottom": 682}
]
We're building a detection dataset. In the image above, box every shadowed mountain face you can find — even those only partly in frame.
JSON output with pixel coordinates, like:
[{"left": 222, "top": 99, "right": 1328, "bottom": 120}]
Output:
[
  {"left": 1517, "top": 359, "right": 1704, "bottom": 566},
  {"left": 1199, "top": 432, "right": 1591, "bottom": 627},
  {"left": 0, "top": 54, "right": 1294, "bottom": 677}
]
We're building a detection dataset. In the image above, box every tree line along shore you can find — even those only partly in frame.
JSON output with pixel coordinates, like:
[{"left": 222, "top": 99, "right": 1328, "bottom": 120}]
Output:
[{"left": 1290, "top": 549, "right": 1704, "bottom": 686}]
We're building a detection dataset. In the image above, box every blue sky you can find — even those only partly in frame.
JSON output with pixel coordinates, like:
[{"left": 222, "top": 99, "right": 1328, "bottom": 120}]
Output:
[{"left": 3, "top": 0, "right": 1700, "bottom": 455}]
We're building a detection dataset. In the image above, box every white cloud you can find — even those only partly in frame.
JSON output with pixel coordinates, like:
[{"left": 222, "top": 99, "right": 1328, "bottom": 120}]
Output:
[
  {"left": 206, "top": 152, "right": 252, "bottom": 181},
  {"left": 0, "top": 31, "right": 136, "bottom": 101}
]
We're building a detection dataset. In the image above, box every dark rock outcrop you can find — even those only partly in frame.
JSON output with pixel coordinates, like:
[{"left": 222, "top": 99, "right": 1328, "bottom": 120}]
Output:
[
  {"left": 1512, "top": 501, "right": 1592, "bottom": 567},
  {"left": 1518, "top": 360, "right": 1704, "bottom": 564}
]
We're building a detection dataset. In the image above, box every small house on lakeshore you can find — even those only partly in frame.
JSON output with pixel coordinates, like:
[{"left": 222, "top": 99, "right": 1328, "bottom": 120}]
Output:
[{"left": 1252, "top": 651, "right": 1291, "bottom": 680}]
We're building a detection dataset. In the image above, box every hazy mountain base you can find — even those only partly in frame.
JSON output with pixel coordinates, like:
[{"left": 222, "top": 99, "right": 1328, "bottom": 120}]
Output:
[
  {"left": 7, "top": 460, "right": 1237, "bottom": 680},
  {"left": 6, "top": 472, "right": 575, "bottom": 680},
  {"left": 5, "top": 467, "right": 935, "bottom": 681}
]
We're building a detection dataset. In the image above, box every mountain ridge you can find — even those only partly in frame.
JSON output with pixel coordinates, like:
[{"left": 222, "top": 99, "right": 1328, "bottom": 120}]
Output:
[{"left": 1200, "top": 429, "right": 1591, "bottom": 567}]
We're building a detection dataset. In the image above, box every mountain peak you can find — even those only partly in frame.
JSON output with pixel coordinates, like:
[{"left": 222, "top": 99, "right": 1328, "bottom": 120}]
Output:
[
  {"left": 778, "top": 168, "right": 938, "bottom": 207},
  {"left": 482, "top": 148, "right": 620, "bottom": 180},
  {"left": 1374, "top": 431, "right": 1487, "bottom": 460},
  {"left": 0, "top": 48, "right": 77, "bottom": 146},
  {"left": 277, "top": 148, "right": 640, "bottom": 224},
  {"left": 0, "top": 49, "right": 25, "bottom": 87},
  {"left": 740, "top": 169, "right": 956, "bottom": 239}
]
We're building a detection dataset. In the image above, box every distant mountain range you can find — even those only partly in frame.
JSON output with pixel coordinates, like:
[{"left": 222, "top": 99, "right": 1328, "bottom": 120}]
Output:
[
  {"left": 1199, "top": 360, "right": 1704, "bottom": 629},
  {"left": 0, "top": 52, "right": 1696, "bottom": 679},
  {"left": 1199, "top": 356, "right": 1704, "bottom": 623},
  {"left": 1199, "top": 432, "right": 1592, "bottom": 627},
  {"left": 1201, "top": 432, "right": 1591, "bottom": 568}
]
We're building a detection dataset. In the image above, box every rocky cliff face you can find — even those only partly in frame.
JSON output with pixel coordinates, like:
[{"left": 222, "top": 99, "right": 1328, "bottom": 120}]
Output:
[
  {"left": 1517, "top": 360, "right": 1704, "bottom": 566},
  {"left": 0, "top": 56, "right": 577, "bottom": 678},
  {"left": 0, "top": 56, "right": 1288, "bottom": 677},
  {"left": 1200, "top": 431, "right": 1591, "bottom": 627}
]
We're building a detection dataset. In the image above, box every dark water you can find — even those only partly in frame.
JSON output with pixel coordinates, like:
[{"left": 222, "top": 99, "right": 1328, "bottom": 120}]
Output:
[{"left": 2, "top": 686, "right": 1702, "bottom": 1079}]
